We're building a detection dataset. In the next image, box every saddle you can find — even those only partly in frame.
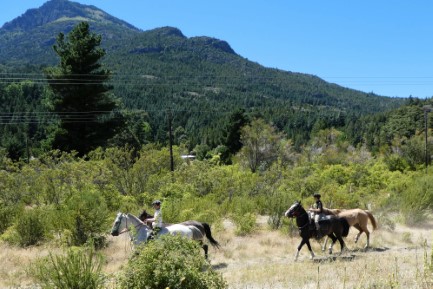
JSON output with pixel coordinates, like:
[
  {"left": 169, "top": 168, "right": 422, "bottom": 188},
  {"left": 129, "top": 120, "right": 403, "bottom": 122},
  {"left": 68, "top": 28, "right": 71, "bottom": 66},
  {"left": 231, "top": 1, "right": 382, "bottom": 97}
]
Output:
[{"left": 309, "top": 215, "right": 333, "bottom": 237}]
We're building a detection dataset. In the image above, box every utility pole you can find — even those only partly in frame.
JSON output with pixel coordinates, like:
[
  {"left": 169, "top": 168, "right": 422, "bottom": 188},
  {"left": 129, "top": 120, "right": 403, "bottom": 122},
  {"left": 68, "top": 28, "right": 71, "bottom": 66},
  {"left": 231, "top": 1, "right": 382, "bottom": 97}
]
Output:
[{"left": 423, "top": 105, "right": 432, "bottom": 174}]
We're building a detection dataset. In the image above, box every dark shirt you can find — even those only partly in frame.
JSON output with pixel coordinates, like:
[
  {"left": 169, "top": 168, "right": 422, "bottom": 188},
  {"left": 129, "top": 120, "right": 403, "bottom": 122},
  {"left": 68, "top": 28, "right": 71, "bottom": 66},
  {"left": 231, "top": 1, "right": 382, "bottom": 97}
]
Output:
[{"left": 315, "top": 200, "right": 323, "bottom": 214}]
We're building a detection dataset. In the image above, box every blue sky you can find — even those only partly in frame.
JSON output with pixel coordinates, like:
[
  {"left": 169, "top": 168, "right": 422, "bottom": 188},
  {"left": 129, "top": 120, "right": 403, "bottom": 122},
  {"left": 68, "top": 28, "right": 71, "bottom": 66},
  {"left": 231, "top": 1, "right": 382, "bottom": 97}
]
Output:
[{"left": 2, "top": 0, "right": 433, "bottom": 98}]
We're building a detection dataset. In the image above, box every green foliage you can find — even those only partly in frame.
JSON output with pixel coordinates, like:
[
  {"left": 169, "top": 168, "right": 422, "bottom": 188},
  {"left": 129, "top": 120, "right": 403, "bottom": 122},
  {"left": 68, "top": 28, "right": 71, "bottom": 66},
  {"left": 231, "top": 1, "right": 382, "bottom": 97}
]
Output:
[
  {"left": 239, "top": 118, "right": 282, "bottom": 172},
  {"left": 14, "top": 208, "right": 45, "bottom": 247},
  {"left": 194, "top": 144, "right": 212, "bottom": 161},
  {"left": 118, "top": 235, "right": 227, "bottom": 289},
  {"left": 385, "top": 154, "right": 410, "bottom": 172},
  {"left": 400, "top": 134, "right": 432, "bottom": 170},
  {"left": 229, "top": 196, "right": 257, "bottom": 236},
  {"left": 262, "top": 189, "right": 295, "bottom": 230},
  {"left": 394, "top": 175, "right": 433, "bottom": 225},
  {"left": 232, "top": 212, "right": 256, "bottom": 236},
  {"left": 63, "top": 190, "right": 110, "bottom": 246},
  {"left": 162, "top": 196, "right": 221, "bottom": 225},
  {"left": 0, "top": 202, "right": 20, "bottom": 235},
  {"left": 30, "top": 245, "right": 105, "bottom": 289}
]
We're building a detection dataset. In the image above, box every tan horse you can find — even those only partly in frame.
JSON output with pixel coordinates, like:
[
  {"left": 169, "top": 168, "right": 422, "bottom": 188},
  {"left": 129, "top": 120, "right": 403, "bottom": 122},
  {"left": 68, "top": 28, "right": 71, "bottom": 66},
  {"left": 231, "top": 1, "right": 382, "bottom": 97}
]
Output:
[{"left": 322, "top": 208, "right": 377, "bottom": 249}]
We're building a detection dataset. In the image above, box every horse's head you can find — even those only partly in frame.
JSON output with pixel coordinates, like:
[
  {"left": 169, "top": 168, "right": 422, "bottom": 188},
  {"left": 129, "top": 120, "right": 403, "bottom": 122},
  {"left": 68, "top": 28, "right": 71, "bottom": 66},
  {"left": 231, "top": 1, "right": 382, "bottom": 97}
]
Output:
[
  {"left": 111, "top": 212, "right": 125, "bottom": 236},
  {"left": 138, "top": 209, "right": 152, "bottom": 222},
  {"left": 284, "top": 201, "right": 304, "bottom": 218}
]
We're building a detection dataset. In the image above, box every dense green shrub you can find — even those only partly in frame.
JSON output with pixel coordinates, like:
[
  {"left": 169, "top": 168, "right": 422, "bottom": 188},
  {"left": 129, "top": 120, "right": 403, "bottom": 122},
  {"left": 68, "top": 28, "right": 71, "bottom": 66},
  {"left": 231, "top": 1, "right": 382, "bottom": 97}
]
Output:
[
  {"left": 63, "top": 190, "right": 110, "bottom": 246},
  {"left": 30, "top": 246, "right": 105, "bottom": 289},
  {"left": 118, "top": 235, "right": 227, "bottom": 289},
  {"left": 397, "top": 175, "right": 433, "bottom": 225},
  {"left": 232, "top": 212, "right": 256, "bottom": 236},
  {"left": 15, "top": 208, "right": 45, "bottom": 247},
  {"left": 0, "top": 203, "right": 20, "bottom": 235}
]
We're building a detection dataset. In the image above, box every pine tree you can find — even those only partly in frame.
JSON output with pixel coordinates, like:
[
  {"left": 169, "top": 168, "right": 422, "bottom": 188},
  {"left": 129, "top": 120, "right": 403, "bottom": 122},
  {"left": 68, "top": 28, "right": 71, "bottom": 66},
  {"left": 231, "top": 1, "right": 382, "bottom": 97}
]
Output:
[
  {"left": 45, "top": 22, "right": 122, "bottom": 155},
  {"left": 225, "top": 109, "right": 249, "bottom": 154}
]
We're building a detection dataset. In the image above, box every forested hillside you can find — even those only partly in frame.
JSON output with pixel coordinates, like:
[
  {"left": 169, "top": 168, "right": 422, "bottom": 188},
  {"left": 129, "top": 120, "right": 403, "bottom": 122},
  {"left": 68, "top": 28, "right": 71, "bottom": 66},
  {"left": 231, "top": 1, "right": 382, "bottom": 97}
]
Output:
[{"left": 0, "top": 0, "right": 412, "bottom": 160}]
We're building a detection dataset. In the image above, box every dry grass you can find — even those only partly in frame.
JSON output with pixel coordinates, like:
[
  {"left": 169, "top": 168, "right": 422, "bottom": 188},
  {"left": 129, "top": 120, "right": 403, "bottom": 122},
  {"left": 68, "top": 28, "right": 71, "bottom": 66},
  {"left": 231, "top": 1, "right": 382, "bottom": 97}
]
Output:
[
  {"left": 1, "top": 217, "right": 432, "bottom": 289},
  {"left": 0, "top": 243, "right": 62, "bottom": 288}
]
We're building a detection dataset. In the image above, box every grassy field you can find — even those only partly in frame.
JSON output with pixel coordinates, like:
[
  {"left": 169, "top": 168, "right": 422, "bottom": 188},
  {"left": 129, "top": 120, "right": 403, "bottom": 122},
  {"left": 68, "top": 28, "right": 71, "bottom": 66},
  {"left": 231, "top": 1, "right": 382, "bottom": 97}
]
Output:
[{"left": 1, "top": 216, "right": 432, "bottom": 289}]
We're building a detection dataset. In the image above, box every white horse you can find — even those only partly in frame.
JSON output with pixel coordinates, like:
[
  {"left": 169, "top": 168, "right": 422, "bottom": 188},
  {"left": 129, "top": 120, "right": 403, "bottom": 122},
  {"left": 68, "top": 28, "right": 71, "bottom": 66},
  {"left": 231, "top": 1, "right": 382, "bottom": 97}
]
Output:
[{"left": 110, "top": 212, "right": 219, "bottom": 258}]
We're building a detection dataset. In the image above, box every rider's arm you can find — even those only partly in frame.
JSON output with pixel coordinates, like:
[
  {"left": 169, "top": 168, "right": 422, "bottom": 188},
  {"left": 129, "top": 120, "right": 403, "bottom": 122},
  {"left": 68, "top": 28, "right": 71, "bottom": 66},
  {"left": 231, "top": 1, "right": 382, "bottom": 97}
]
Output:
[{"left": 317, "top": 201, "right": 323, "bottom": 213}]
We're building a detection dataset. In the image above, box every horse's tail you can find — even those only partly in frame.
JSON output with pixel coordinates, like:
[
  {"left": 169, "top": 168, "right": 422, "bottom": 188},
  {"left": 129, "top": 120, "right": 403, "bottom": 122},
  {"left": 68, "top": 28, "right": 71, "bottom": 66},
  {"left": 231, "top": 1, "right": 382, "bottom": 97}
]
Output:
[
  {"left": 340, "top": 218, "right": 350, "bottom": 237},
  {"left": 365, "top": 210, "right": 377, "bottom": 230},
  {"left": 202, "top": 222, "right": 220, "bottom": 249}
]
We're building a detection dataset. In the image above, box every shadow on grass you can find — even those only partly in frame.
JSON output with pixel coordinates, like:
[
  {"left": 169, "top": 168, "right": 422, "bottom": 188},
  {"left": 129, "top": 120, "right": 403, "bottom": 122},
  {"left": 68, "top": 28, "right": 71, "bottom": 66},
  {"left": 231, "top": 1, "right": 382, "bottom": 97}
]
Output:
[{"left": 212, "top": 262, "right": 228, "bottom": 270}]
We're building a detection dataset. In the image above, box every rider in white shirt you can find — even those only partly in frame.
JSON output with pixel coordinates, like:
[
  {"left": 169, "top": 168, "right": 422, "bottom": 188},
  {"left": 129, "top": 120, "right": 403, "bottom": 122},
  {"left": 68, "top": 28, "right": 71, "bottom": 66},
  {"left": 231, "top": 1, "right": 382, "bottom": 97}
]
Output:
[{"left": 145, "top": 200, "right": 162, "bottom": 240}]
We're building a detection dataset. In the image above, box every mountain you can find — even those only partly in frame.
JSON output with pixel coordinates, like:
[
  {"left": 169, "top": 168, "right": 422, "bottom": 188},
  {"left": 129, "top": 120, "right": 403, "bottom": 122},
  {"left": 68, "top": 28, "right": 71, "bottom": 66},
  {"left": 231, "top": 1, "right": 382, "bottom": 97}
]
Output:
[
  {"left": 0, "top": 0, "right": 408, "bottom": 149},
  {"left": 0, "top": 0, "right": 140, "bottom": 64}
]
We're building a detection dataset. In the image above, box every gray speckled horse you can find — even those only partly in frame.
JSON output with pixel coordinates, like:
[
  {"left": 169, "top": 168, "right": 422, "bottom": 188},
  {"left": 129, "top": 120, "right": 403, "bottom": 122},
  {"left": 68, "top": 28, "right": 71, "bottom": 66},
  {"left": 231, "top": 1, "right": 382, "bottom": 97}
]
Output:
[{"left": 111, "top": 212, "right": 219, "bottom": 258}]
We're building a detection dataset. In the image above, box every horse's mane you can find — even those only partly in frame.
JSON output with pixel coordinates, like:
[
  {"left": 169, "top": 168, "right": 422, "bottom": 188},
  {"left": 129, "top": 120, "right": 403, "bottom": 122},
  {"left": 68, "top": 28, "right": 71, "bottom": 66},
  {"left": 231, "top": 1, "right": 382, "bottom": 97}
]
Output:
[{"left": 127, "top": 213, "right": 144, "bottom": 224}]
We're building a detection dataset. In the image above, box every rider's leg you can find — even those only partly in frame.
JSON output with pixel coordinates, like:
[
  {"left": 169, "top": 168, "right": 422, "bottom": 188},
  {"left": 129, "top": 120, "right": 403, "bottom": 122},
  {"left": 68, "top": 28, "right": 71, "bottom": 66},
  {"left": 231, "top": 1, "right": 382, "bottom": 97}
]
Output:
[{"left": 314, "top": 214, "right": 321, "bottom": 238}]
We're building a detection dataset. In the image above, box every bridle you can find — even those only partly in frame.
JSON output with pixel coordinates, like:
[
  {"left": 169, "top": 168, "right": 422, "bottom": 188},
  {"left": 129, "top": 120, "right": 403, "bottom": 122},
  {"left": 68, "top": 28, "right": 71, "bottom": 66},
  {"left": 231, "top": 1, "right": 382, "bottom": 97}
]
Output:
[
  {"left": 116, "top": 214, "right": 146, "bottom": 235},
  {"left": 288, "top": 204, "right": 309, "bottom": 229},
  {"left": 288, "top": 203, "right": 307, "bottom": 218}
]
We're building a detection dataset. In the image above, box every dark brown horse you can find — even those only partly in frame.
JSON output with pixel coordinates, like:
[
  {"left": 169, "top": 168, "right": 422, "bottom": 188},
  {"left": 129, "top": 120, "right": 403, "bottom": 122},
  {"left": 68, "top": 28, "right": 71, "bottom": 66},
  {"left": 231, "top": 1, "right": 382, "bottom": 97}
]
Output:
[
  {"left": 138, "top": 209, "right": 220, "bottom": 258},
  {"left": 285, "top": 201, "right": 350, "bottom": 260}
]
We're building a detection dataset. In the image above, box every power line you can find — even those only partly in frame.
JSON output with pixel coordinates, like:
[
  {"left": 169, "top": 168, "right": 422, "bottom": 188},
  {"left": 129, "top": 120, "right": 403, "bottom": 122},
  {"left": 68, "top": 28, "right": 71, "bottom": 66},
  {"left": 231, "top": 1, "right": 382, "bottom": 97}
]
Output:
[
  {"left": 2, "top": 73, "right": 433, "bottom": 87},
  {"left": 0, "top": 107, "right": 239, "bottom": 125}
]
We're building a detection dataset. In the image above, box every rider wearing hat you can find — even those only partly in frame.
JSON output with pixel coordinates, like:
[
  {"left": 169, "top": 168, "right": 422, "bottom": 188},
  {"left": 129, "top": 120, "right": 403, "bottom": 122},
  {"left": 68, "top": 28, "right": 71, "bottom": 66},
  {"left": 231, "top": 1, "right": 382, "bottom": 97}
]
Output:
[
  {"left": 145, "top": 200, "right": 163, "bottom": 240},
  {"left": 310, "top": 193, "right": 324, "bottom": 238}
]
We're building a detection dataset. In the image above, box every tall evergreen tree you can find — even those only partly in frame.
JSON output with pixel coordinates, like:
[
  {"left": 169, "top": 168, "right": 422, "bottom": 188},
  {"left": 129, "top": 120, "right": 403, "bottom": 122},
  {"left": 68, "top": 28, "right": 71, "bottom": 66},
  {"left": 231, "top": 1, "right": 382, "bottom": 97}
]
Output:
[
  {"left": 45, "top": 22, "right": 122, "bottom": 155},
  {"left": 225, "top": 109, "right": 249, "bottom": 154}
]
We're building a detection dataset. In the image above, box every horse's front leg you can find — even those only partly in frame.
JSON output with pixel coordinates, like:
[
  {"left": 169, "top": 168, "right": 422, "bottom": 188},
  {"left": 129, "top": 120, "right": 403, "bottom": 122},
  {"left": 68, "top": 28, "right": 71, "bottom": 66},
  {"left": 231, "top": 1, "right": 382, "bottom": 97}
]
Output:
[
  {"left": 295, "top": 239, "right": 309, "bottom": 261},
  {"left": 305, "top": 239, "right": 315, "bottom": 259}
]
